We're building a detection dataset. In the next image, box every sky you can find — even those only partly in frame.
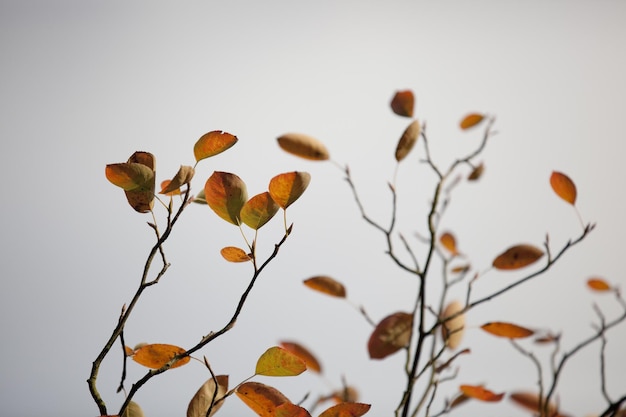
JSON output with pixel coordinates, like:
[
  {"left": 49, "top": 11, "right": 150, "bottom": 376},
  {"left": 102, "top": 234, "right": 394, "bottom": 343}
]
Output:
[{"left": 1, "top": 1, "right": 625, "bottom": 416}]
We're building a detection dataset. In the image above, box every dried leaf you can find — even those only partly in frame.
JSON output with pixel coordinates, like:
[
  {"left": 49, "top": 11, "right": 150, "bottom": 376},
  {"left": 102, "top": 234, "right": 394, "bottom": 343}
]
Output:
[
  {"left": 236, "top": 381, "right": 290, "bottom": 417},
  {"left": 492, "top": 244, "right": 544, "bottom": 270},
  {"left": 105, "top": 162, "right": 155, "bottom": 191},
  {"left": 187, "top": 375, "right": 229, "bottom": 417},
  {"left": 194, "top": 131, "right": 238, "bottom": 162},
  {"left": 121, "top": 401, "right": 145, "bottom": 417},
  {"left": 509, "top": 392, "right": 558, "bottom": 416},
  {"left": 160, "top": 165, "right": 195, "bottom": 194},
  {"left": 459, "top": 113, "right": 484, "bottom": 130},
  {"left": 439, "top": 232, "right": 459, "bottom": 256},
  {"left": 240, "top": 192, "right": 280, "bottom": 229},
  {"left": 550, "top": 171, "right": 577, "bottom": 205},
  {"left": 123, "top": 152, "right": 156, "bottom": 213},
  {"left": 277, "top": 133, "right": 329, "bottom": 161},
  {"left": 279, "top": 341, "right": 322, "bottom": 373},
  {"left": 318, "top": 402, "right": 371, "bottom": 417},
  {"left": 368, "top": 312, "right": 413, "bottom": 359},
  {"left": 274, "top": 402, "right": 312, "bottom": 417},
  {"left": 459, "top": 384, "right": 503, "bottom": 402},
  {"left": 451, "top": 265, "right": 470, "bottom": 274},
  {"left": 440, "top": 300, "right": 465, "bottom": 350},
  {"left": 587, "top": 277, "right": 612, "bottom": 292},
  {"left": 481, "top": 322, "right": 534, "bottom": 339},
  {"left": 268, "top": 171, "right": 311, "bottom": 209},
  {"left": 395, "top": 120, "right": 421, "bottom": 162},
  {"left": 255, "top": 346, "right": 307, "bottom": 376},
  {"left": 220, "top": 246, "right": 251, "bottom": 263},
  {"left": 204, "top": 171, "right": 248, "bottom": 225},
  {"left": 467, "top": 163, "right": 484, "bottom": 181},
  {"left": 303, "top": 276, "right": 346, "bottom": 298},
  {"left": 132, "top": 343, "right": 190, "bottom": 369},
  {"left": 160, "top": 180, "right": 181, "bottom": 196},
  {"left": 390, "top": 90, "right": 415, "bottom": 117}
]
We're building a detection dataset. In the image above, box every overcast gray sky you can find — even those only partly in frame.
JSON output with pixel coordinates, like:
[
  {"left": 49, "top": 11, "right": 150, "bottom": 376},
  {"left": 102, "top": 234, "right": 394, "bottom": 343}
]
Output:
[{"left": 1, "top": 1, "right": 625, "bottom": 416}]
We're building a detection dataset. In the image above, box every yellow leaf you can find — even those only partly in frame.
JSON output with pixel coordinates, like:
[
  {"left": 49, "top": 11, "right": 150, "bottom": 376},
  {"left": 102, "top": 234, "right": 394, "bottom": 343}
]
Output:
[
  {"left": 550, "top": 171, "right": 577, "bottom": 205},
  {"left": 303, "top": 276, "right": 346, "bottom": 298},
  {"left": 121, "top": 401, "right": 145, "bottom": 417},
  {"left": 187, "top": 375, "right": 229, "bottom": 417},
  {"left": 459, "top": 113, "right": 484, "bottom": 130},
  {"left": 440, "top": 300, "right": 465, "bottom": 350},
  {"left": 220, "top": 246, "right": 251, "bottom": 263},
  {"left": 240, "top": 192, "right": 280, "bottom": 229},
  {"left": 277, "top": 133, "right": 329, "bottom": 161},
  {"left": 194, "top": 131, "right": 238, "bottom": 162},
  {"left": 395, "top": 120, "right": 421, "bottom": 162},
  {"left": 481, "top": 322, "right": 534, "bottom": 338},
  {"left": 132, "top": 343, "right": 189, "bottom": 369},
  {"left": 368, "top": 312, "right": 413, "bottom": 359},
  {"left": 268, "top": 171, "right": 310, "bottom": 209},
  {"left": 439, "top": 232, "right": 459, "bottom": 256},
  {"left": 255, "top": 346, "right": 307, "bottom": 376},
  {"left": 236, "top": 381, "right": 290, "bottom": 417},
  {"left": 204, "top": 171, "right": 248, "bottom": 225},
  {"left": 279, "top": 341, "right": 322, "bottom": 373},
  {"left": 492, "top": 244, "right": 544, "bottom": 270},
  {"left": 459, "top": 384, "right": 503, "bottom": 402},
  {"left": 390, "top": 90, "right": 415, "bottom": 117},
  {"left": 587, "top": 277, "right": 612, "bottom": 292},
  {"left": 318, "top": 402, "right": 371, "bottom": 417}
]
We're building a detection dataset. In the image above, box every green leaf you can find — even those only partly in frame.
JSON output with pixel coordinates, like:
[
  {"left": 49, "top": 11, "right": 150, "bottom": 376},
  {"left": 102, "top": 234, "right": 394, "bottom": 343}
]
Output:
[{"left": 255, "top": 346, "right": 307, "bottom": 376}]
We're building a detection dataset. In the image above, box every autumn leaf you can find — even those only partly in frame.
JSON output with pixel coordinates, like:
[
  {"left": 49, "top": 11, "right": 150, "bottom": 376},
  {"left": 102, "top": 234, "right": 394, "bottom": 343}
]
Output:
[
  {"left": 395, "top": 120, "right": 421, "bottom": 162},
  {"left": 105, "top": 151, "right": 156, "bottom": 213},
  {"left": 459, "top": 384, "right": 503, "bottom": 402},
  {"left": 121, "top": 401, "right": 145, "bottom": 417},
  {"left": 509, "top": 392, "right": 559, "bottom": 416},
  {"left": 132, "top": 343, "right": 189, "bottom": 369},
  {"left": 277, "top": 133, "right": 330, "bottom": 161},
  {"left": 236, "top": 381, "right": 290, "bottom": 417},
  {"left": 274, "top": 402, "right": 312, "bottom": 417},
  {"left": 193, "top": 189, "right": 207, "bottom": 204},
  {"left": 492, "top": 244, "right": 544, "bottom": 270},
  {"left": 160, "top": 180, "right": 181, "bottom": 196},
  {"left": 194, "top": 131, "right": 238, "bottom": 162},
  {"left": 368, "top": 312, "right": 413, "bottom": 359},
  {"left": 481, "top": 322, "right": 534, "bottom": 339},
  {"left": 459, "top": 113, "right": 484, "bottom": 130},
  {"left": 587, "top": 277, "right": 612, "bottom": 292},
  {"left": 318, "top": 402, "right": 371, "bottom": 417},
  {"left": 240, "top": 192, "right": 280, "bottom": 230},
  {"left": 440, "top": 300, "right": 465, "bottom": 350},
  {"left": 330, "top": 386, "right": 359, "bottom": 403},
  {"left": 255, "top": 346, "right": 307, "bottom": 376},
  {"left": 550, "top": 171, "right": 577, "bottom": 205},
  {"left": 279, "top": 341, "right": 322, "bottom": 373},
  {"left": 268, "top": 171, "right": 311, "bottom": 209},
  {"left": 439, "top": 232, "right": 459, "bottom": 256},
  {"left": 303, "top": 276, "right": 346, "bottom": 298},
  {"left": 204, "top": 171, "right": 248, "bottom": 225},
  {"left": 220, "top": 246, "right": 251, "bottom": 263},
  {"left": 160, "top": 165, "right": 195, "bottom": 194},
  {"left": 187, "top": 375, "right": 229, "bottom": 417},
  {"left": 390, "top": 90, "right": 415, "bottom": 117},
  {"left": 467, "top": 162, "right": 484, "bottom": 181}
]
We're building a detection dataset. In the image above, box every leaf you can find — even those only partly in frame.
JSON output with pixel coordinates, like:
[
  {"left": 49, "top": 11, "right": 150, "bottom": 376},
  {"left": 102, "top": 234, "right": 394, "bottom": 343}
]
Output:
[
  {"left": 279, "top": 341, "right": 322, "bottom": 373},
  {"left": 160, "top": 180, "right": 181, "bottom": 196},
  {"left": 194, "top": 131, "right": 238, "bottom": 162},
  {"left": 277, "top": 133, "right": 330, "bottom": 161},
  {"left": 492, "top": 244, "right": 544, "bottom": 270},
  {"left": 121, "top": 401, "right": 145, "bottom": 417},
  {"left": 220, "top": 246, "right": 251, "bottom": 262},
  {"left": 459, "top": 113, "right": 484, "bottom": 130},
  {"left": 187, "top": 375, "right": 229, "bottom": 417},
  {"left": 106, "top": 151, "right": 156, "bottom": 213},
  {"left": 550, "top": 171, "right": 577, "bottom": 205},
  {"left": 240, "top": 192, "right": 280, "bottom": 229},
  {"left": 318, "top": 402, "right": 371, "bottom": 417},
  {"left": 303, "top": 276, "right": 346, "bottom": 298},
  {"left": 587, "top": 277, "right": 612, "bottom": 292},
  {"left": 509, "top": 392, "right": 558, "bottom": 416},
  {"left": 451, "top": 264, "right": 470, "bottom": 274},
  {"left": 204, "top": 171, "right": 248, "bottom": 225},
  {"left": 390, "top": 90, "right": 414, "bottom": 117},
  {"left": 193, "top": 189, "right": 207, "bottom": 204},
  {"left": 160, "top": 165, "right": 195, "bottom": 194},
  {"left": 235, "top": 381, "right": 290, "bottom": 417},
  {"left": 459, "top": 384, "right": 504, "bottom": 402},
  {"left": 368, "top": 312, "right": 413, "bottom": 359},
  {"left": 467, "top": 162, "right": 484, "bottom": 181},
  {"left": 440, "top": 300, "right": 465, "bottom": 350},
  {"left": 439, "top": 232, "right": 459, "bottom": 256},
  {"left": 481, "top": 322, "right": 534, "bottom": 339},
  {"left": 274, "top": 402, "right": 312, "bottom": 417},
  {"left": 331, "top": 386, "right": 359, "bottom": 403},
  {"left": 534, "top": 332, "right": 560, "bottom": 344},
  {"left": 395, "top": 120, "right": 421, "bottom": 162},
  {"left": 255, "top": 346, "right": 307, "bottom": 376},
  {"left": 132, "top": 343, "right": 190, "bottom": 369},
  {"left": 268, "top": 171, "right": 311, "bottom": 209}
]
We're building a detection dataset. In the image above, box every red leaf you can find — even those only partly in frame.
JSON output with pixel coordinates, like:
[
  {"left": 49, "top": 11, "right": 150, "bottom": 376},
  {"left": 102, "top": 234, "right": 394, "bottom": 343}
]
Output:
[
  {"left": 368, "top": 312, "right": 413, "bottom": 359},
  {"left": 390, "top": 90, "right": 414, "bottom": 117}
]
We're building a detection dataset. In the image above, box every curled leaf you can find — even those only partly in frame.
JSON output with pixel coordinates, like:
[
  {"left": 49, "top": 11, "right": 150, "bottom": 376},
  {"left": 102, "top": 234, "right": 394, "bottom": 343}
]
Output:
[
  {"left": 194, "top": 131, "right": 238, "bottom": 162},
  {"left": 204, "top": 171, "right": 248, "bottom": 225},
  {"left": 132, "top": 343, "right": 189, "bottom": 369},
  {"left": 459, "top": 384, "right": 503, "bottom": 402},
  {"left": 220, "top": 246, "right": 251, "bottom": 263},
  {"left": 550, "top": 171, "right": 577, "bottom": 205},
  {"left": 459, "top": 113, "right": 484, "bottom": 130},
  {"left": 160, "top": 165, "right": 195, "bottom": 194},
  {"left": 160, "top": 180, "right": 181, "bottom": 196},
  {"left": 106, "top": 151, "right": 156, "bottom": 213},
  {"left": 390, "top": 90, "right": 415, "bottom": 117},
  {"left": 395, "top": 120, "right": 421, "bottom": 162},
  {"left": 368, "top": 312, "right": 413, "bottom": 359},
  {"left": 481, "top": 322, "right": 534, "bottom": 339},
  {"left": 193, "top": 189, "right": 207, "bottom": 204},
  {"left": 492, "top": 244, "right": 544, "bottom": 270},
  {"left": 241, "top": 192, "right": 280, "bottom": 229},
  {"left": 279, "top": 341, "right": 322, "bottom": 373},
  {"left": 303, "top": 276, "right": 346, "bottom": 298},
  {"left": 255, "top": 346, "right": 307, "bottom": 376},
  {"left": 187, "top": 375, "right": 229, "bottom": 417},
  {"left": 441, "top": 300, "right": 465, "bottom": 350},
  {"left": 587, "top": 277, "right": 612, "bottom": 292},
  {"left": 268, "top": 171, "right": 311, "bottom": 209},
  {"left": 277, "top": 133, "right": 329, "bottom": 161},
  {"left": 236, "top": 381, "right": 290, "bottom": 417}
]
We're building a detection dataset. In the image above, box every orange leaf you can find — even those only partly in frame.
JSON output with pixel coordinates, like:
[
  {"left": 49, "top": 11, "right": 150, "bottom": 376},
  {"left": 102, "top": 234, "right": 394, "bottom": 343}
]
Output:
[
  {"left": 492, "top": 244, "right": 544, "bottom": 270},
  {"left": 440, "top": 300, "right": 465, "bottom": 350},
  {"left": 368, "top": 312, "right": 413, "bottom": 359},
  {"left": 587, "top": 277, "right": 612, "bottom": 292},
  {"left": 318, "top": 402, "right": 371, "bottom": 417},
  {"left": 204, "top": 171, "right": 248, "bottom": 225},
  {"left": 390, "top": 90, "right": 415, "bottom": 117},
  {"left": 481, "top": 322, "right": 534, "bottom": 338},
  {"left": 439, "top": 232, "right": 459, "bottom": 256},
  {"left": 303, "top": 276, "right": 346, "bottom": 298},
  {"left": 160, "top": 165, "right": 195, "bottom": 195},
  {"left": 255, "top": 346, "right": 307, "bottom": 376},
  {"left": 467, "top": 162, "right": 484, "bottom": 181},
  {"left": 277, "top": 133, "right": 329, "bottom": 161},
  {"left": 194, "top": 131, "right": 238, "bottom": 162},
  {"left": 220, "top": 246, "right": 251, "bottom": 263},
  {"left": 451, "top": 264, "right": 470, "bottom": 274},
  {"left": 274, "top": 402, "right": 312, "bottom": 417},
  {"left": 268, "top": 171, "right": 311, "bottom": 209},
  {"left": 160, "top": 180, "right": 181, "bottom": 196},
  {"left": 459, "top": 384, "right": 503, "bottom": 402},
  {"left": 105, "top": 151, "right": 156, "bottom": 213},
  {"left": 279, "top": 341, "right": 322, "bottom": 373},
  {"left": 550, "top": 171, "right": 577, "bottom": 205},
  {"left": 186, "top": 375, "right": 229, "bottom": 417},
  {"left": 235, "top": 381, "right": 290, "bottom": 417},
  {"left": 509, "top": 392, "right": 559, "bottom": 416},
  {"left": 132, "top": 343, "right": 189, "bottom": 369},
  {"left": 395, "top": 120, "right": 421, "bottom": 162},
  {"left": 459, "top": 113, "right": 484, "bottom": 130},
  {"left": 240, "top": 192, "right": 280, "bottom": 229}
]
